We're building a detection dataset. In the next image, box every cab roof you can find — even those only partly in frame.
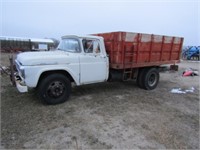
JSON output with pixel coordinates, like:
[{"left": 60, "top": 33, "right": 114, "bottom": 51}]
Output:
[{"left": 61, "top": 35, "right": 103, "bottom": 40}]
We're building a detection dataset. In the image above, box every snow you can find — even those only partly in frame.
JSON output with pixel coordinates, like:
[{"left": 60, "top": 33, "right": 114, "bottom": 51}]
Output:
[
  {"left": 171, "top": 88, "right": 186, "bottom": 94},
  {"left": 171, "top": 87, "right": 195, "bottom": 94},
  {"left": 185, "top": 87, "right": 195, "bottom": 93}
]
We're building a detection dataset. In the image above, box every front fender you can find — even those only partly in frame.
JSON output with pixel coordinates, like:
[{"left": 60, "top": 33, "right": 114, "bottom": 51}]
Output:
[{"left": 24, "top": 64, "right": 80, "bottom": 87}]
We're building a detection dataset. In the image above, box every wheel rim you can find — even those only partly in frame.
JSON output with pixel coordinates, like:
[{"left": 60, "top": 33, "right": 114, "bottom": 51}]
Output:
[
  {"left": 47, "top": 81, "right": 65, "bottom": 98},
  {"left": 148, "top": 73, "right": 157, "bottom": 87}
]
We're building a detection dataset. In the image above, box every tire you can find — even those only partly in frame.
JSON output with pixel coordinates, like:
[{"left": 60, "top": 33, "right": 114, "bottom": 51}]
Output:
[
  {"left": 137, "top": 68, "right": 146, "bottom": 89},
  {"left": 142, "top": 68, "right": 159, "bottom": 90},
  {"left": 37, "top": 73, "right": 71, "bottom": 105}
]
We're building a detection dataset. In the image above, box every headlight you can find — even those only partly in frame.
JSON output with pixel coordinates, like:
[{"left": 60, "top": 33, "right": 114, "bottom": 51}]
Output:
[{"left": 15, "top": 60, "right": 25, "bottom": 78}]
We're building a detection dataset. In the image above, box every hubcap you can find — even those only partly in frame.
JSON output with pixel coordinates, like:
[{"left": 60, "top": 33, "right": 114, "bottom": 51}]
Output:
[
  {"left": 47, "top": 81, "right": 65, "bottom": 98},
  {"left": 148, "top": 73, "right": 157, "bottom": 87}
]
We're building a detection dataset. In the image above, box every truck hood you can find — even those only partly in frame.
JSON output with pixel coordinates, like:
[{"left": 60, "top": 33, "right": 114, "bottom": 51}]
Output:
[{"left": 16, "top": 50, "right": 73, "bottom": 66}]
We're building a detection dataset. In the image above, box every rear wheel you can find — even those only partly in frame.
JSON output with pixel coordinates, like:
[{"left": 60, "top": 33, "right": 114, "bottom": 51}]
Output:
[
  {"left": 38, "top": 73, "right": 71, "bottom": 105},
  {"left": 137, "top": 68, "right": 146, "bottom": 88},
  {"left": 142, "top": 68, "right": 159, "bottom": 90}
]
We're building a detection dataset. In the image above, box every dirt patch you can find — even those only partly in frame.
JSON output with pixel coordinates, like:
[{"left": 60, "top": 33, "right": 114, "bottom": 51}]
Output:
[{"left": 1, "top": 53, "right": 199, "bottom": 149}]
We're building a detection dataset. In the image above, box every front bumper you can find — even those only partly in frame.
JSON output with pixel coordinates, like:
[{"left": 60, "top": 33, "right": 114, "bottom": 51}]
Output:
[
  {"left": 10, "top": 72, "right": 28, "bottom": 93},
  {"left": 14, "top": 74, "right": 28, "bottom": 93}
]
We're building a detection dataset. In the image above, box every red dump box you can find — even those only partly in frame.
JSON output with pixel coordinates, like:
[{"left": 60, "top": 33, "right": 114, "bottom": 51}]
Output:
[{"left": 94, "top": 31, "right": 184, "bottom": 69}]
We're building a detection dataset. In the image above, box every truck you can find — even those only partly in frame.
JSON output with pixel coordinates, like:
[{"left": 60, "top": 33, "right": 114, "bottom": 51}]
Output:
[{"left": 10, "top": 31, "right": 184, "bottom": 105}]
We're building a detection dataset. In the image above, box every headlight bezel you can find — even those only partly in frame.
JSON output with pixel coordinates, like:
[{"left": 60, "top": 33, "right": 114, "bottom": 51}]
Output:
[{"left": 15, "top": 60, "right": 25, "bottom": 78}]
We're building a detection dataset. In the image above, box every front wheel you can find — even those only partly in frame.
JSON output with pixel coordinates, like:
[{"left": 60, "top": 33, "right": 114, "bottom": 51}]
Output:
[{"left": 37, "top": 73, "right": 71, "bottom": 105}]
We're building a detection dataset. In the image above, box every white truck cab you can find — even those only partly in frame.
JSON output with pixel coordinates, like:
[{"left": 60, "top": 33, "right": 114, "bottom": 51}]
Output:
[{"left": 11, "top": 35, "right": 109, "bottom": 104}]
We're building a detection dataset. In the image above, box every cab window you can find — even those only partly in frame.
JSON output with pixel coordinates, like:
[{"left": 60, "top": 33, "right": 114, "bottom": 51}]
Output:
[{"left": 82, "top": 39, "right": 100, "bottom": 53}]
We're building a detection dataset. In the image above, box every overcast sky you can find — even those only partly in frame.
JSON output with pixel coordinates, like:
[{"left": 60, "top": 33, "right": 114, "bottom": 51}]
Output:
[{"left": 1, "top": 0, "right": 199, "bottom": 45}]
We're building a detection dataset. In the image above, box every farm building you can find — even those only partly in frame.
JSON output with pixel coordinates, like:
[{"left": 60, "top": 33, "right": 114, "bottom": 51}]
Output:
[{"left": 0, "top": 36, "right": 57, "bottom": 52}]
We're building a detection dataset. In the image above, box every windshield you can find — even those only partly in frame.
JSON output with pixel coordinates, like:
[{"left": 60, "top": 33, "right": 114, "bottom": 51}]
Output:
[{"left": 57, "top": 38, "right": 80, "bottom": 53}]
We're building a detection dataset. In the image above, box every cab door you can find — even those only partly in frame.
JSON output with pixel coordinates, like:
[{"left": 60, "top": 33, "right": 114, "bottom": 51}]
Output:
[{"left": 79, "top": 39, "right": 108, "bottom": 84}]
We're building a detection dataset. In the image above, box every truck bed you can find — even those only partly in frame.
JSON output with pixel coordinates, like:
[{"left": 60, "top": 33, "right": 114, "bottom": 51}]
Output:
[{"left": 94, "top": 31, "right": 184, "bottom": 69}]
